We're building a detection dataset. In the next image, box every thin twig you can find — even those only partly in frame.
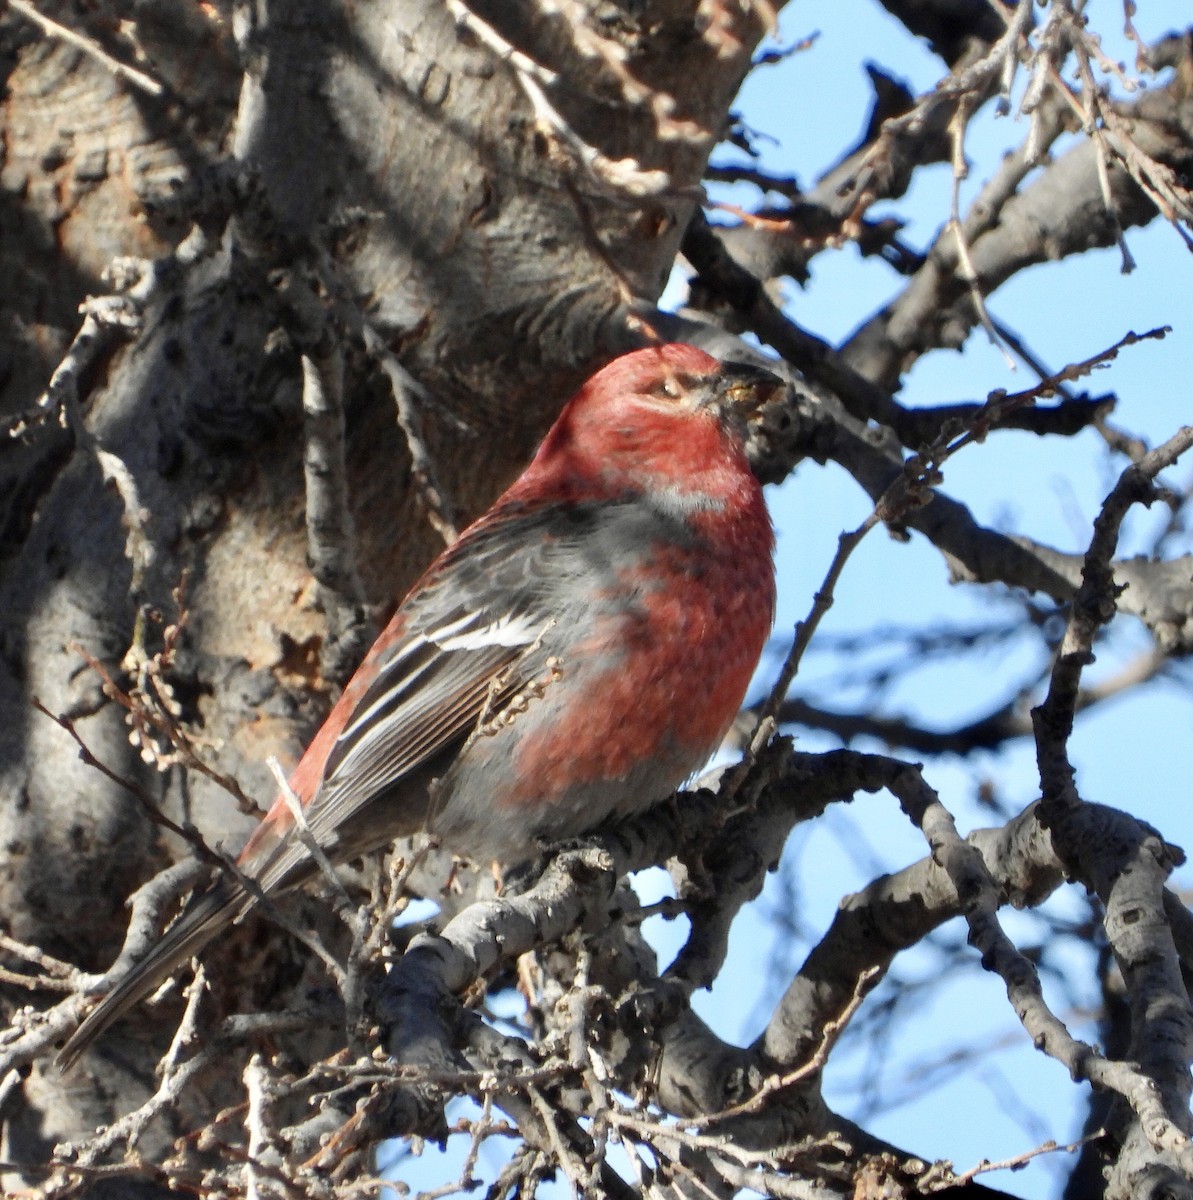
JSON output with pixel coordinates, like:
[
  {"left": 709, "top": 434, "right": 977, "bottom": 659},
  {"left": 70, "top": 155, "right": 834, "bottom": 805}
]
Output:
[
  {"left": 266, "top": 756, "right": 353, "bottom": 912},
  {"left": 447, "top": 0, "right": 679, "bottom": 199},
  {"left": 32, "top": 698, "right": 223, "bottom": 866},
  {"left": 946, "top": 96, "right": 1016, "bottom": 370},
  {"left": 928, "top": 1130, "right": 1105, "bottom": 1190},
  {"left": 361, "top": 322, "right": 459, "bottom": 545},
  {"left": 7, "top": 0, "right": 164, "bottom": 97},
  {"left": 691, "top": 965, "right": 881, "bottom": 1127}
]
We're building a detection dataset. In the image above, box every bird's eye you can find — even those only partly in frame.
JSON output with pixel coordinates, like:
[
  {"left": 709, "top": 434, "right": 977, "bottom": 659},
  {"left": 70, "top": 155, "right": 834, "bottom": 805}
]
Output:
[{"left": 652, "top": 375, "right": 684, "bottom": 400}]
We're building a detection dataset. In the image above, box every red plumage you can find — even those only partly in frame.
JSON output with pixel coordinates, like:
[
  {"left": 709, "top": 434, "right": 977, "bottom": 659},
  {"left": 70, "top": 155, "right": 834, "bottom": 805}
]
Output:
[{"left": 58, "top": 343, "right": 780, "bottom": 1068}]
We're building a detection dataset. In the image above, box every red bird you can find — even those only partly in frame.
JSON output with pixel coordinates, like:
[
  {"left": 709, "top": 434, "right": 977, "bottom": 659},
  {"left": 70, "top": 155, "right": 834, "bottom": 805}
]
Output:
[{"left": 59, "top": 343, "right": 779, "bottom": 1066}]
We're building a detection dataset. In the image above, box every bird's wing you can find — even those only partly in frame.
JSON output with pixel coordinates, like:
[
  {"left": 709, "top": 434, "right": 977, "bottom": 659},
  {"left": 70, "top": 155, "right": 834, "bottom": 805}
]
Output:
[
  {"left": 254, "top": 503, "right": 620, "bottom": 886},
  {"left": 313, "top": 611, "right": 545, "bottom": 826}
]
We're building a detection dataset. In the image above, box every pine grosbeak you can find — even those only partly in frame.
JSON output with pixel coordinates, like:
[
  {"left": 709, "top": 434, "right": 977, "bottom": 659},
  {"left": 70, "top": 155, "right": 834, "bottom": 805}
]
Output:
[{"left": 59, "top": 343, "right": 779, "bottom": 1066}]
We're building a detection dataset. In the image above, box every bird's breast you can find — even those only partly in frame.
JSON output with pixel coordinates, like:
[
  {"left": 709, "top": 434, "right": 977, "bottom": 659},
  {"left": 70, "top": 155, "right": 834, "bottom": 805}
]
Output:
[{"left": 438, "top": 529, "right": 772, "bottom": 852}]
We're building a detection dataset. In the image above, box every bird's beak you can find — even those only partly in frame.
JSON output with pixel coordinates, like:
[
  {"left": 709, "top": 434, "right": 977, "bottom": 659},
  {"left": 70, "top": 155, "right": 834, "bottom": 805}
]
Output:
[{"left": 710, "top": 361, "right": 787, "bottom": 419}]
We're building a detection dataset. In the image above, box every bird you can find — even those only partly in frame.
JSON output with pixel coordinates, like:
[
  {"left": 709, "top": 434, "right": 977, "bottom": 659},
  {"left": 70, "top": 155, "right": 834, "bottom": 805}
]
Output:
[{"left": 58, "top": 342, "right": 780, "bottom": 1068}]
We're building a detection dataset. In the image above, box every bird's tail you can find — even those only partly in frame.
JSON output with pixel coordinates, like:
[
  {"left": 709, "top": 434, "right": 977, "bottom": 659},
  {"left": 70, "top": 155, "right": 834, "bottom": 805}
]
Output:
[{"left": 56, "top": 879, "right": 247, "bottom": 1071}]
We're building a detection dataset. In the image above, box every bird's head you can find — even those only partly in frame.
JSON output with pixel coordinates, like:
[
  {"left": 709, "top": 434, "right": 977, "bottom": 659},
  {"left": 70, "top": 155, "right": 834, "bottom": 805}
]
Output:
[
  {"left": 523, "top": 344, "right": 788, "bottom": 501},
  {"left": 585, "top": 343, "right": 785, "bottom": 434}
]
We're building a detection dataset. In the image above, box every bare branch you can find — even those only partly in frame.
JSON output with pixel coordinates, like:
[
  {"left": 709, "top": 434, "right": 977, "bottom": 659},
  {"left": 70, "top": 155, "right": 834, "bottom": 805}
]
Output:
[
  {"left": 362, "top": 323, "right": 459, "bottom": 546},
  {"left": 301, "top": 350, "right": 366, "bottom": 614},
  {"left": 6, "top": 0, "right": 164, "bottom": 97}
]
